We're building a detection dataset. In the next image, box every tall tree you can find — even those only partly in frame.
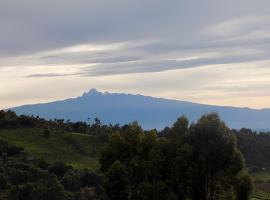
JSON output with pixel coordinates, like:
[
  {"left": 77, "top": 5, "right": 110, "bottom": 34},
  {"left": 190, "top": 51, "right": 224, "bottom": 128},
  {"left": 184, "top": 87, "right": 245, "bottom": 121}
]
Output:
[{"left": 188, "top": 113, "right": 247, "bottom": 200}]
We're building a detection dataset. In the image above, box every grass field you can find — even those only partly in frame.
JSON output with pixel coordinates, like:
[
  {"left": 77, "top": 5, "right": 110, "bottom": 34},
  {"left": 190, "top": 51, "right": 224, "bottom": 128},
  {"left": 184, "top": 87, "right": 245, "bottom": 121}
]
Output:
[
  {"left": 250, "top": 171, "right": 270, "bottom": 199},
  {"left": 252, "top": 172, "right": 270, "bottom": 183},
  {"left": 0, "top": 128, "right": 104, "bottom": 170}
]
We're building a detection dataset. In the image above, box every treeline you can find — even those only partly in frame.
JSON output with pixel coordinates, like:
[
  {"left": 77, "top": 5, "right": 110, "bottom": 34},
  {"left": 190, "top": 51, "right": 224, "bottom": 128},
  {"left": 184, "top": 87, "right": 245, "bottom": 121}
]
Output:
[
  {"left": 233, "top": 128, "right": 270, "bottom": 171},
  {"left": 1, "top": 110, "right": 270, "bottom": 172},
  {"left": 1, "top": 110, "right": 270, "bottom": 171},
  {"left": 0, "top": 110, "right": 116, "bottom": 142},
  {"left": 161, "top": 123, "right": 270, "bottom": 173}
]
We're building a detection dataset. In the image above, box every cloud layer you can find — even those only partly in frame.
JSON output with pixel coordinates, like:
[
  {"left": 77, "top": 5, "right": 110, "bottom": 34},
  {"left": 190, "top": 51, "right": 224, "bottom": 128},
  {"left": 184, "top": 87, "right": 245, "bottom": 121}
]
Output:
[{"left": 1, "top": 0, "right": 270, "bottom": 109}]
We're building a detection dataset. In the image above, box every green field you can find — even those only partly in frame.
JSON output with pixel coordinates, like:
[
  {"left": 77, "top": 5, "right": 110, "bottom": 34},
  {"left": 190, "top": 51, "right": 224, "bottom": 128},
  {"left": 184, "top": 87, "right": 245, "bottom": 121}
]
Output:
[
  {"left": 250, "top": 171, "right": 270, "bottom": 199},
  {"left": 0, "top": 128, "right": 104, "bottom": 170},
  {"left": 252, "top": 172, "right": 270, "bottom": 182}
]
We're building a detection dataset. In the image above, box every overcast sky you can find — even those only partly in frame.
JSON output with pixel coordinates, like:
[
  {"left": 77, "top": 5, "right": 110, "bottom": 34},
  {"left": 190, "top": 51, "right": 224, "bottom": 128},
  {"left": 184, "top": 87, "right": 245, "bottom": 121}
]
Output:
[{"left": 1, "top": 0, "right": 270, "bottom": 109}]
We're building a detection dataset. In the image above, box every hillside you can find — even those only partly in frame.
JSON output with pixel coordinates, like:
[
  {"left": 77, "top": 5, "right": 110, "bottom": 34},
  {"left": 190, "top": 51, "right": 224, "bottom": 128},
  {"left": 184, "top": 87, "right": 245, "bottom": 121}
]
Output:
[
  {"left": 0, "top": 128, "right": 102, "bottom": 170},
  {"left": 0, "top": 113, "right": 256, "bottom": 199},
  {"left": 0, "top": 110, "right": 267, "bottom": 198},
  {"left": 11, "top": 89, "right": 270, "bottom": 130}
]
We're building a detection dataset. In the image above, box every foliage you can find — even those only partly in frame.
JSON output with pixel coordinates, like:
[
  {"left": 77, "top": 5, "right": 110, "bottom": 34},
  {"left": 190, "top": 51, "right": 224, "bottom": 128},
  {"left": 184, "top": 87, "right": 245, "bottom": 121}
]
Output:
[
  {"left": 0, "top": 110, "right": 115, "bottom": 142},
  {"left": 0, "top": 110, "right": 257, "bottom": 199},
  {"left": 43, "top": 129, "right": 51, "bottom": 138},
  {"left": 234, "top": 128, "right": 270, "bottom": 171},
  {"left": 101, "top": 113, "right": 253, "bottom": 200},
  {"left": 0, "top": 140, "right": 104, "bottom": 200},
  {"left": 104, "top": 160, "right": 129, "bottom": 200}
]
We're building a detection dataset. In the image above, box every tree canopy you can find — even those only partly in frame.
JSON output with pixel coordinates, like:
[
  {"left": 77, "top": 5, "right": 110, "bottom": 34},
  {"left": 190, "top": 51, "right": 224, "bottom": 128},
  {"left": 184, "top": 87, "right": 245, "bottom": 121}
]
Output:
[{"left": 100, "top": 113, "right": 252, "bottom": 200}]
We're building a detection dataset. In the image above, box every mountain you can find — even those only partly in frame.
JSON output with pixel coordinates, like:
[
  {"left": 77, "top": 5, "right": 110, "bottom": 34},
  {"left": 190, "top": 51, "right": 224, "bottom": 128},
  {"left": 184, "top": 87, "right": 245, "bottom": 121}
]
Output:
[{"left": 10, "top": 89, "right": 270, "bottom": 130}]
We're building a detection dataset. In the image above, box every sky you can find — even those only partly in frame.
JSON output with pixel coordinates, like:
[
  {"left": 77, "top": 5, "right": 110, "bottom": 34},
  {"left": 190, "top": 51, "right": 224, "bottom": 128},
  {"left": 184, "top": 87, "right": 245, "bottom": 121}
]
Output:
[{"left": 1, "top": 0, "right": 270, "bottom": 109}]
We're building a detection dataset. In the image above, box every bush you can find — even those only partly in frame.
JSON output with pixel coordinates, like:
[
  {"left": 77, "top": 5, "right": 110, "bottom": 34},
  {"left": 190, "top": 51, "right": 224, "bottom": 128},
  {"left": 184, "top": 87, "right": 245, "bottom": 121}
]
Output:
[
  {"left": 49, "top": 162, "right": 72, "bottom": 178},
  {"left": 43, "top": 129, "right": 51, "bottom": 138}
]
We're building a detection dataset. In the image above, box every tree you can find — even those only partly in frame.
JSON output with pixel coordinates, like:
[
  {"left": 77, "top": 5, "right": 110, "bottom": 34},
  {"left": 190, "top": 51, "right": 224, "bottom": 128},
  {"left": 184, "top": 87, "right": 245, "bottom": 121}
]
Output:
[
  {"left": 80, "top": 169, "right": 101, "bottom": 188},
  {"left": 234, "top": 171, "right": 253, "bottom": 200},
  {"left": 49, "top": 162, "right": 72, "bottom": 178},
  {"left": 101, "top": 113, "right": 252, "bottom": 200},
  {"left": 134, "top": 181, "right": 153, "bottom": 200},
  {"left": 169, "top": 115, "right": 189, "bottom": 139},
  {"left": 188, "top": 113, "right": 248, "bottom": 200},
  {"left": 61, "top": 172, "right": 81, "bottom": 192},
  {"left": 9, "top": 176, "right": 66, "bottom": 200},
  {"left": 104, "top": 160, "right": 129, "bottom": 200}
]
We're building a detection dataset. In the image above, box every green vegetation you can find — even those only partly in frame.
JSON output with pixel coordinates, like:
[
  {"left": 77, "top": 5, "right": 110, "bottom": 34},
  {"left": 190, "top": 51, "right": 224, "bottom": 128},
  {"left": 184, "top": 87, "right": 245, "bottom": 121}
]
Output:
[
  {"left": 0, "top": 139, "right": 104, "bottom": 199},
  {"left": 0, "top": 128, "right": 102, "bottom": 170},
  {"left": 235, "top": 128, "right": 270, "bottom": 171},
  {"left": 1, "top": 109, "right": 269, "bottom": 199},
  {"left": 251, "top": 172, "right": 270, "bottom": 183},
  {"left": 100, "top": 114, "right": 253, "bottom": 200},
  {"left": 251, "top": 190, "right": 270, "bottom": 199}
]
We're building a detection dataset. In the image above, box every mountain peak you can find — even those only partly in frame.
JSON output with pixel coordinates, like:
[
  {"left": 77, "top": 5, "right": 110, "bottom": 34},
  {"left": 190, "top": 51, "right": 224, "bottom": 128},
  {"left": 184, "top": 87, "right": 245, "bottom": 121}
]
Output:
[
  {"left": 88, "top": 88, "right": 99, "bottom": 94},
  {"left": 82, "top": 88, "right": 101, "bottom": 97},
  {"left": 10, "top": 89, "right": 270, "bottom": 130}
]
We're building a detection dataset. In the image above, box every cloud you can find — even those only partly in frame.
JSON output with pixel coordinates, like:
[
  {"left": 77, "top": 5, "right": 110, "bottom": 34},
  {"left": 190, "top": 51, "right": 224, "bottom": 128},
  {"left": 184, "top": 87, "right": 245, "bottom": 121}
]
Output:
[
  {"left": 78, "top": 53, "right": 269, "bottom": 76},
  {"left": 26, "top": 73, "right": 71, "bottom": 78},
  {"left": 18, "top": 39, "right": 269, "bottom": 77},
  {"left": 1, "top": 0, "right": 270, "bottom": 109},
  {"left": 204, "top": 16, "right": 270, "bottom": 38},
  {"left": 0, "top": 0, "right": 269, "bottom": 56}
]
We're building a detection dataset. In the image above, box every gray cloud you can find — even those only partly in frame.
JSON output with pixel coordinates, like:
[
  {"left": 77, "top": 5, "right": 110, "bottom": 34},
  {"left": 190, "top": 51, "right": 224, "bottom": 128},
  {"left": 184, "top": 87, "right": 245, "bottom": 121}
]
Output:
[
  {"left": 2, "top": 0, "right": 270, "bottom": 109},
  {"left": 22, "top": 42, "right": 270, "bottom": 77},
  {"left": 26, "top": 73, "right": 71, "bottom": 78},
  {"left": 4, "top": 33, "right": 270, "bottom": 78},
  {"left": 1, "top": 0, "right": 270, "bottom": 57},
  {"left": 79, "top": 53, "right": 270, "bottom": 76}
]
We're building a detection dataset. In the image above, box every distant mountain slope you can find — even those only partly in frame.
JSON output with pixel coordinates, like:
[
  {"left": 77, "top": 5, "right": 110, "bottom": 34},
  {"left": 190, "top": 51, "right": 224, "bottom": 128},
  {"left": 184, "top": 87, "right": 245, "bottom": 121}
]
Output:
[{"left": 10, "top": 89, "right": 270, "bottom": 130}]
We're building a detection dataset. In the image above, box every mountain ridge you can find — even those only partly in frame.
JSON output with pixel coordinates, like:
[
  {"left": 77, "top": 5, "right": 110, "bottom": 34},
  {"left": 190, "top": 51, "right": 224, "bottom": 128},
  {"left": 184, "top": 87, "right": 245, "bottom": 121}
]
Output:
[{"left": 10, "top": 89, "right": 270, "bottom": 130}]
